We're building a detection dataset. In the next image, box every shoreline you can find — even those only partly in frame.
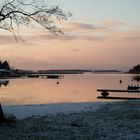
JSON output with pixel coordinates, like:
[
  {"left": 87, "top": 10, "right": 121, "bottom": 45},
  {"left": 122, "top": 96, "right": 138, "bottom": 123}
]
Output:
[
  {"left": 2, "top": 102, "right": 107, "bottom": 119},
  {"left": 0, "top": 100, "right": 139, "bottom": 140}
]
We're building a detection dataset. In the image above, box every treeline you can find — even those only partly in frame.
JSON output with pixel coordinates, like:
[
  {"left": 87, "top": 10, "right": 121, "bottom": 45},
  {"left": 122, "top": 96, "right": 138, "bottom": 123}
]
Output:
[
  {"left": 38, "top": 69, "right": 92, "bottom": 74},
  {"left": 0, "top": 60, "right": 10, "bottom": 70},
  {"left": 128, "top": 64, "right": 140, "bottom": 74}
]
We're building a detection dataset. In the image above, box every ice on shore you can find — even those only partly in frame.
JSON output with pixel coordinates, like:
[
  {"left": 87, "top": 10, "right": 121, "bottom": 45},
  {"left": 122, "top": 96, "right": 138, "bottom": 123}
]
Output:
[{"left": 2, "top": 102, "right": 105, "bottom": 119}]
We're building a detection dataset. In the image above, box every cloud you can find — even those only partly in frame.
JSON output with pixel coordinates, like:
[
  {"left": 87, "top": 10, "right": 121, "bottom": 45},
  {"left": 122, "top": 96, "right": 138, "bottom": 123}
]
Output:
[
  {"left": 0, "top": 20, "right": 117, "bottom": 44},
  {"left": 0, "top": 20, "right": 137, "bottom": 44},
  {"left": 71, "top": 48, "right": 80, "bottom": 52},
  {"left": 0, "top": 35, "right": 15, "bottom": 45},
  {"left": 60, "top": 20, "right": 124, "bottom": 34},
  {"left": 69, "top": 22, "right": 107, "bottom": 30},
  {"left": 0, "top": 34, "right": 28, "bottom": 45},
  {"left": 122, "top": 36, "right": 140, "bottom": 41},
  {"left": 27, "top": 21, "right": 108, "bottom": 42},
  {"left": 31, "top": 33, "right": 104, "bottom": 42},
  {"left": 101, "top": 20, "right": 125, "bottom": 27},
  {"left": 62, "top": 34, "right": 104, "bottom": 41},
  {"left": 54, "top": 20, "right": 125, "bottom": 41},
  {"left": 120, "top": 28, "right": 140, "bottom": 41},
  {"left": 59, "top": 21, "right": 109, "bottom": 33}
]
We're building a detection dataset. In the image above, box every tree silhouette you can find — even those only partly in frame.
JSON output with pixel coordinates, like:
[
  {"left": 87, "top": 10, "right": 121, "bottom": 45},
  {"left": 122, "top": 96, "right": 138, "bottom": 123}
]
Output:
[
  {"left": 0, "top": 0, "right": 71, "bottom": 40},
  {"left": 0, "top": 0, "right": 70, "bottom": 122},
  {"left": 129, "top": 64, "right": 140, "bottom": 74},
  {"left": 0, "top": 60, "right": 10, "bottom": 70}
]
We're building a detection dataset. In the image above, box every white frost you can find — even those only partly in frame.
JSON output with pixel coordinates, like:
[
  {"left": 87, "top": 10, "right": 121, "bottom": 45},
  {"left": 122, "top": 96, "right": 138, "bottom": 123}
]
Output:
[{"left": 2, "top": 102, "right": 105, "bottom": 119}]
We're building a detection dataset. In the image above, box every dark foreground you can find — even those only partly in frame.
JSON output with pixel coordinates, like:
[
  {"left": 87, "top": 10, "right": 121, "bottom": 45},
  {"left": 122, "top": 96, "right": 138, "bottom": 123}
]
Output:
[{"left": 0, "top": 101, "right": 140, "bottom": 140}]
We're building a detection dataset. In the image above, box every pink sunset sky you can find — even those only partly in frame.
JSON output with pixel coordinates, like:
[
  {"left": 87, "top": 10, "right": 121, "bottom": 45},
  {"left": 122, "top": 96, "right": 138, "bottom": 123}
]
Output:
[{"left": 0, "top": 0, "right": 140, "bottom": 71}]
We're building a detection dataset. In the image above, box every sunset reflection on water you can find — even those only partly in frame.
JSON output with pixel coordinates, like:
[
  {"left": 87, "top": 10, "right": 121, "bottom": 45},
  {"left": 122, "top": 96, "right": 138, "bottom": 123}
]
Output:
[{"left": 0, "top": 74, "right": 139, "bottom": 105}]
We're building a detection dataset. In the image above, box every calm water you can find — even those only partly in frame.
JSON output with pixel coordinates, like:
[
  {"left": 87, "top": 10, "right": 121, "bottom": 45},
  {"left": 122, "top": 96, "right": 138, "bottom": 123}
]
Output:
[{"left": 0, "top": 74, "right": 139, "bottom": 105}]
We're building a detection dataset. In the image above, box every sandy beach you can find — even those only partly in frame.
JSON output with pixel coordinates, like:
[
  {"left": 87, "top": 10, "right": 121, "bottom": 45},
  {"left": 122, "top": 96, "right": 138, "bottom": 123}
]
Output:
[{"left": 0, "top": 101, "right": 140, "bottom": 140}]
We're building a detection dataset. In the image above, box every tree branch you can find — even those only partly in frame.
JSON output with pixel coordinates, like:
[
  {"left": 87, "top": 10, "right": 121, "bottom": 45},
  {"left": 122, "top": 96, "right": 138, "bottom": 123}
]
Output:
[{"left": 0, "top": 0, "right": 71, "bottom": 41}]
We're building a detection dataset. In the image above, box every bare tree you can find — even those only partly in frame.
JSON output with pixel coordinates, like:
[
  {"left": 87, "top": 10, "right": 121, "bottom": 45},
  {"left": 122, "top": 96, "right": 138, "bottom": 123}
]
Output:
[
  {"left": 0, "top": 0, "right": 71, "bottom": 122},
  {"left": 0, "top": 0, "right": 71, "bottom": 40}
]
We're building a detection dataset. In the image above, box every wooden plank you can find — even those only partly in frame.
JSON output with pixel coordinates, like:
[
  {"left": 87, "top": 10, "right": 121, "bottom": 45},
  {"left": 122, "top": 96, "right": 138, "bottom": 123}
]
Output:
[{"left": 97, "top": 89, "right": 140, "bottom": 93}]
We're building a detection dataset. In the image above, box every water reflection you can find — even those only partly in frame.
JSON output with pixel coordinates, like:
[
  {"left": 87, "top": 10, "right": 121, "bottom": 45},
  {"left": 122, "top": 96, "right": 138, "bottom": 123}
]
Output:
[
  {"left": 132, "top": 75, "right": 140, "bottom": 82},
  {"left": 0, "top": 80, "right": 9, "bottom": 87},
  {"left": 0, "top": 74, "right": 139, "bottom": 105}
]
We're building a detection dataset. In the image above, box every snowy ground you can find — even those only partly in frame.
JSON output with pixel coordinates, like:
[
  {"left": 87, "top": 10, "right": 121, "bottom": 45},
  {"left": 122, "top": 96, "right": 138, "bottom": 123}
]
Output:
[
  {"left": 0, "top": 101, "right": 140, "bottom": 140},
  {"left": 3, "top": 102, "right": 105, "bottom": 119}
]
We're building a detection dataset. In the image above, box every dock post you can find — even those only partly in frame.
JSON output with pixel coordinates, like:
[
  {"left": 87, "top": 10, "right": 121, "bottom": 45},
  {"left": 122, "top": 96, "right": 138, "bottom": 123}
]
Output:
[{"left": 101, "top": 91, "right": 109, "bottom": 97}]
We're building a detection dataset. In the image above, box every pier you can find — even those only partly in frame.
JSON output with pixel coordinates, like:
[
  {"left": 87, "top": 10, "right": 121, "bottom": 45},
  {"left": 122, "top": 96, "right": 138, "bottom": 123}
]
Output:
[
  {"left": 97, "top": 89, "right": 140, "bottom": 99},
  {"left": 0, "top": 74, "right": 64, "bottom": 79},
  {"left": 97, "top": 89, "right": 140, "bottom": 93}
]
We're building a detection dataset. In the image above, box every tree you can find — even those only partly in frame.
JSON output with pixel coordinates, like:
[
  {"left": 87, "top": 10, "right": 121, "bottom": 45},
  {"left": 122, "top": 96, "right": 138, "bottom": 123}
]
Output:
[
  {"left": 0, "top": 0, "right": 71, "bottom": 40},
  {"left": 129, "top": 64, "right": 140, "bottom": 74},
  {"left": 0, "top": 0, "right": 70, "bottom": 122},
  {"left": 0, "top": 60, "right": 10, "bottom": 70}
]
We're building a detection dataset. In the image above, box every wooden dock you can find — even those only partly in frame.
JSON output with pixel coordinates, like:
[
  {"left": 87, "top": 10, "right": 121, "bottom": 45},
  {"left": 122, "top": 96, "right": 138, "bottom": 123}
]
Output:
[
  {"left": 97, "top": 89, "right": 140, "bottom": 93},
  {"left": 97, "top": 89, "right": 140, "bottom": 98},
  {"left": 12, "top": 74, "right": 64, "bottom": 79},
  {"left": 97, "top": 96, "right": 140, "bottom": 100}
]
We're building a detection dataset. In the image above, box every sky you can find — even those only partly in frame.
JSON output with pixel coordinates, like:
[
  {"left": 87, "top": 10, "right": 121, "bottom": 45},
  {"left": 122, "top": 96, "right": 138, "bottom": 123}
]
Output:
[{"left": 0, "top": 0, "right": 140, "bottom": 71}]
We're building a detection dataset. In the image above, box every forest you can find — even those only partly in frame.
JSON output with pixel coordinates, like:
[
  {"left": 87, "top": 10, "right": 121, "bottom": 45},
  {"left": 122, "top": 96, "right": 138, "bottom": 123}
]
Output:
[{"left": 0, "top": 60, "right": 10, "bottom": 70}]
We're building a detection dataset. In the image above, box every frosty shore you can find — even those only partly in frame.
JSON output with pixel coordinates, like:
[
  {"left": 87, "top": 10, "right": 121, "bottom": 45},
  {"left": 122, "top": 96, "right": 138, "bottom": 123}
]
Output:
[
  {"left": 0, "top": 101, "right": 140, "bottom": 140},
  {"left": 3, "top": 102, "right": 105, "bottom": 119}
]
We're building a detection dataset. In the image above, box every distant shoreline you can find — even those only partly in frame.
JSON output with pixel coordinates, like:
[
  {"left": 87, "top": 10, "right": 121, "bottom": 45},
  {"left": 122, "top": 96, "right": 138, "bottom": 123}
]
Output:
[{"left": 1, "top": 68, "right": 140, "bottom": 80}]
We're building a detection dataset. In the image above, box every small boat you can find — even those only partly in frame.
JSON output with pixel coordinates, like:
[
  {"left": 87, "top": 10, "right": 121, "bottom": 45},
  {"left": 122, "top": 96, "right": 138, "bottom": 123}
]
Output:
[{"left": 97, "top": 85, "right": 140, "bottom": 98}]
